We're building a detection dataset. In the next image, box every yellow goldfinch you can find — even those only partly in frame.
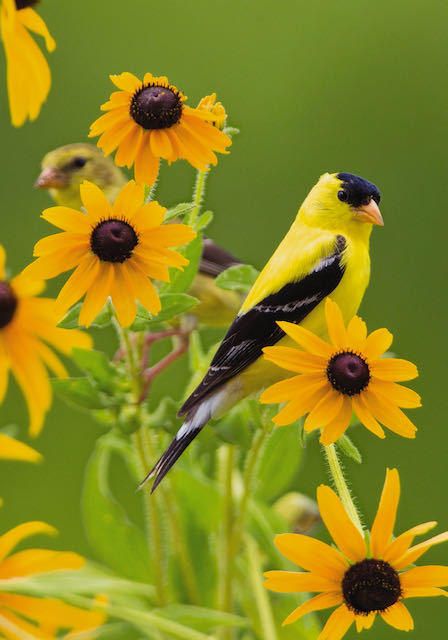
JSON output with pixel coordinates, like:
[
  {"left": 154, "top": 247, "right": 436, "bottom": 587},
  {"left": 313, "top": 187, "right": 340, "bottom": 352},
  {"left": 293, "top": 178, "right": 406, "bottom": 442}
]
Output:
[
  {"left": 145, "top": 172, "right": 384, "bottom": 490},
  {"left": 35, "top": 144, "right": 243, "bottom": 327}
]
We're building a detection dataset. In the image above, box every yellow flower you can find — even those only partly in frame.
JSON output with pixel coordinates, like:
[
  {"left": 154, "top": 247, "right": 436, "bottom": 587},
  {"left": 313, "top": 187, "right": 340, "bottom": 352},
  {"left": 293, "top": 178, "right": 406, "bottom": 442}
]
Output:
[
  {"left": 89, "top": 72, "right": 232, "bottom": 186},
  {"left": 0, "top": 246, "right": 91, "bottom": 437},
  {"left": 260, "top": 298, "right": 420, "bottom": 445},
  {"left": 0, "top": 0, "right": 56, "bottom": 127},
  {"left": 197, "top": 93, "right": 227, "bottom": 129},
  {"left": 265, "top": 469, "right": 448, "bottom": 638},
  {"left": 24, "top": 180, "right": 196, "bottom": 327},
  {"left": 0, "top": 520, "right": 105, "bottom": 637}
]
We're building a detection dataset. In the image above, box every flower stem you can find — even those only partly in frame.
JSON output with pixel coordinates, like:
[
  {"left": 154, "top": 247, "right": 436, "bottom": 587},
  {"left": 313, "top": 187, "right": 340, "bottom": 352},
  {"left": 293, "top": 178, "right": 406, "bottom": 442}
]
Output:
[
  {"left": 322, "top": 444, "right": 363, "bottom": 533},
  {"left": 217, "top": 445, "right": 235, "bottom": 640},
  {"left": 245, "top": 535, "right": 278, "bottom": 640},
  {"left": 189, "top": 168, "right": 209, "bottom": 227}
]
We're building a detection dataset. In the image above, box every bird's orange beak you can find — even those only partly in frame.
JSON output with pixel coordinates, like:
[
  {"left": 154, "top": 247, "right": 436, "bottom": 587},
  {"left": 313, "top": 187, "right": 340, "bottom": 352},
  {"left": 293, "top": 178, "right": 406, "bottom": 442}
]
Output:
[
  {"left": 34, "top": 167, "right": 67, "bottom": 189},
  {"left": 355, "top": 199, "right": 384, "bottom": 226}
]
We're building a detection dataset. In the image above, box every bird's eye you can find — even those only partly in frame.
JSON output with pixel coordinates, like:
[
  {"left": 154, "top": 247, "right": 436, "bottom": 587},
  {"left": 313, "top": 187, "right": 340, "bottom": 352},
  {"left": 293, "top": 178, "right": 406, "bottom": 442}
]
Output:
[
  {"left": 372, "top": 193, "right": 381, "bottom": 204},
  {"left": 72, "top": 156, "right": 87, "bottom": 169},
  {"left": 337, "top": 190, "right": 348, "bottom": 202}
]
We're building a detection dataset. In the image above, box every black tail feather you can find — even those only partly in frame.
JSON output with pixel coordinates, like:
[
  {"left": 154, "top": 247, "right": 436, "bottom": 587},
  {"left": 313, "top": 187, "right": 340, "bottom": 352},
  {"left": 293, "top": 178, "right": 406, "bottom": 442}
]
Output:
[{"left": 138, "top": 427, "right": 202, "bottom": 493}]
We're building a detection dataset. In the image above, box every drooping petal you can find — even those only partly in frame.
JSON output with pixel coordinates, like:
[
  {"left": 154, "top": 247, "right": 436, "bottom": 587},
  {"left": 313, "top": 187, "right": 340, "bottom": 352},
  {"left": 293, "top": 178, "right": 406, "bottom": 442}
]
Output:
[
  {"left": 370, "top": 468, "right": 400, "bottom": 558},
  {"left": 274, "top": 534, "right": 348, "bottom": 579},
  {"left": 0, "top": 434, "right": 41, "bottom": 464},
  {"left": 383, "top": 522, "right": 438, "bottom": 566},
  {"left": 319, "top": 397, "right": 352, "bottom": 445},
  {"left": 352, "top": 394, "right": 386, "bottom": 438},
  {"left": 380, "top": 602, "right": 414, "bottom": 631},
  {"left": 369, "top": 378, "right": 422, "bottom": 409},
  {"left": 318, "top": 604, "right": 355, "bottom": 640},
  {"left": 283, "top": 592, "right": 342, "bottom": 626},
  {"left": 395, "top": 532, "right": 448, "bottom": 569},
  {"left": 317, "top": 485, "right": 366, "bottom": 562},
  {"left": 362, "top": 389, "right": 417, "bottom": 438},
  {"left": 304, "top": 388, "right": 344, "bottom": 432},
  {"left": 0, "top": 522, "right": 56, "bottom": 562}
]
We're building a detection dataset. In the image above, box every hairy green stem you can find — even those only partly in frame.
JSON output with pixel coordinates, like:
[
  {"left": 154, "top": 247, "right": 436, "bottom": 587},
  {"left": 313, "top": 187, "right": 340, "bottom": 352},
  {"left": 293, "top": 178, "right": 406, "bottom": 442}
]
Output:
[
  {"left": 245, "top": 535, "right": 278, "bottom": 640},
  {"left": 218, "top": 445, "right": 235, "bottom": 640},
  {"left": 189, "top": 168, "right": 209, "bottom": 227},
  {"left": 323, "top": 444, "right": 363, "bottom": 532}
]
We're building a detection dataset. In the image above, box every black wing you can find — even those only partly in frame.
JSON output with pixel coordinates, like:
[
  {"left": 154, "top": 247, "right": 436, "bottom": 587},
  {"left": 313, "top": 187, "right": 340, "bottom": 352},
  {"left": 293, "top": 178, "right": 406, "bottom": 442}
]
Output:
[
  {"left": 199, "top": 237, "right": 242, "bottom": 277},
  {"left": 180, "top": 235, "right": 347, "bottom": 416}
]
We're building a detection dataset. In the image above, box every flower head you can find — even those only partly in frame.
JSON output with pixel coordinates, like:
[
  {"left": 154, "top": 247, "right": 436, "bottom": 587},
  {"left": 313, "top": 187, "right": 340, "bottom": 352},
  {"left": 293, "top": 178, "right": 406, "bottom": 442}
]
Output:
[
  {"left": 260, "top": 298, "right": 420, "bottom": 445},
  {"left": 197, "top": 93, "right": 227, "bottom": 129},
  {"left": 0, "top": 520, "right": 105, "bottom": 637},
  {"left": 24, "top": 180, "right": 196, "bottom": 327},
  {"left": 0, "top": 0, "right": 56, "bottom": 126},
  {"left": 0, "top": 246, "right": 91, "bottom": 436},
  {"left": 89, "top": 72, "right": 232, "bottom": 185},
  {"left": 265, "top": 469, "right": 448, "bottom": 638}
]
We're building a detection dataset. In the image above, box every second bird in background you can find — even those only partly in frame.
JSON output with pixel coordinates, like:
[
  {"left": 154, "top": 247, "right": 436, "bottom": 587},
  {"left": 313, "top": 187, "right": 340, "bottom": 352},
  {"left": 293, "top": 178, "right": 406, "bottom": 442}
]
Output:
[{"left": 35, "top": 143, "right": 244, "bottom": 328}]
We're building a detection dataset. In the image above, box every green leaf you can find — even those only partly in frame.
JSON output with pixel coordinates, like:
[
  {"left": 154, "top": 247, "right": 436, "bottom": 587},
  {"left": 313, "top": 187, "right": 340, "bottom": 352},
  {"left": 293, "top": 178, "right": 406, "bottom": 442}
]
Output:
[
  {"left": 82, "top": 435, "right": 153, "bottom": 582},
  {"left": 165, "top": 202, "right": 194, "bottom": 222},
  {"left": 337, "top": 434, "right": 362, "bottom": 464},
  {"left": 130, "top": 293, "right": 198, "bottom": 331},
  {"left": 215, "top": 264, "right": 259, "bottom": 293},
  {"left": 256, "top": 423, "right": 302, "bottom": 503},
  {"left": 156, "top": 604, "right": 246, "bottom": 632},
  {"left": 196, "top": 210, "right": 214, "bottom": 231},
  {"left": 165, "top": 234, "right": 203, "bottom": 294},
  {"left": 72, "top": 348, "right": 117, "bottom": 393},
  {"left": 52, "top": 377, "right": 107, "bottom": 410}
]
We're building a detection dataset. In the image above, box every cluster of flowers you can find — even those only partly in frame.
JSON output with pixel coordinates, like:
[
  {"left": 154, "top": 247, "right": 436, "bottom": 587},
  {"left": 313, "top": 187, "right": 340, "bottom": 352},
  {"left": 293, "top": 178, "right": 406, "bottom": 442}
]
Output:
[{"left": 0, "top": 2, "right": 447, "bottom": 639}]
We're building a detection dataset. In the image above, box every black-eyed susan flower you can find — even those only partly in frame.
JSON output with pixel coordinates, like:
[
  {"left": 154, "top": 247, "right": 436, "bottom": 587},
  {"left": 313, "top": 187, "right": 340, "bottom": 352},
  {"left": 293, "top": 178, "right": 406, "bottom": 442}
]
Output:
[
  {"left": 0, "top": 245, "right": 91, "bottom": 436},
  {"left": 197, "top": 93, "right": 227, "bottom": 129},
  {"left": 260, "top": 298, "right": 420, "bottom": 445},
  {"left": 0, "top": 520, "right": 105, "bottom": 636},
  {"left": 24, "top": 180, "right": 196, "bottom": 327},
  {"left": 89, "top": 72, "right": 232, "bottom": 186},
  {"left": 0, "top": 0, "right": 56, "bottom": 127},
  {"left": 265, "top": 469, "right": 448, "bottom": 638}
]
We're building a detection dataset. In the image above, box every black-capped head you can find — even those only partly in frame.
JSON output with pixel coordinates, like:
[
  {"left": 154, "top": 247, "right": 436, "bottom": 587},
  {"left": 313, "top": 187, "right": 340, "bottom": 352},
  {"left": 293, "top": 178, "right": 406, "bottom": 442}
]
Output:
[{"left": 336, "top": 173, "right": 381, "bottom": 208}]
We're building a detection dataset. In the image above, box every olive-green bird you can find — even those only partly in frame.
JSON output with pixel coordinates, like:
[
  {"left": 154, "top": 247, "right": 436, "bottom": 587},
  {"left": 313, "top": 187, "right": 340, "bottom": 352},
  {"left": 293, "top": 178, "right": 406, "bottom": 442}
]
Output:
[{"left": 35, "top": 143, "right": 243, "bottom": 327}]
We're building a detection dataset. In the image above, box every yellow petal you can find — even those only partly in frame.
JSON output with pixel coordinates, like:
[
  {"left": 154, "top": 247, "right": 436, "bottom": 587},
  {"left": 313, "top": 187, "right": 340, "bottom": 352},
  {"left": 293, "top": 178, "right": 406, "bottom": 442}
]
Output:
[
  {"left": 380, "top": 602, "right": 414, "bottom": 631},
  {"left": 283, "top": 592, "right": 342, "bottom": 626},
  {"left": 0, "top": 434, "right": 41, "bottom": 463},
  {"left": 362, "top": 389, "right": 417, "bottom": 438},
  {"left": 41, "top": 207, "right": 90, "bottom": 232},
  {"left": 260, "top": 374, "right": 325, "bottom": 404},
  {"left": 276, "top": 321, "right": 332, "bottom": 358},
  {"left": 364, "top": 328, "right": 393, "bottom": 359},
  {"left": 79, "top": 181, "right": 112, "bottom": 222},
  {"left": 134, "top": 135, "right": 160, "bottom": 186},
  {"left": 352, "top": 394, "right": 386, "bottom": 439},
  {"left": 111, "top": 265, "right": 137, "bottom": 327},
  {"left": 304, "top": 388, "right": 343, "bottom": 432},
  {"left": 0, "top": 549, "right": 84, "bottom": 578},
  {"left": 150, "top": 129, "right": 173, "bottom": 159},
  {"left": 262, "top": 346, "right": 325, "bottom": 374},
  {"left": 274, "top": 533, "right": 348, "bottom": 579},
  {"left": 395, "top": 532, "right": 448, "bottom": 569},
  {"left": 318, "top": 604, "right": 354, "bottom": 640},
  {"left": 132, "top": 201, "right": 166, "bottom": 231},
  {"left": 370, "top": 358, "right": 419, "bottom": 382},
  {"left": 19, "top": 8, "right": 56, "bottom": 51},
  {"left": 55, "top": 255, "right": 100, "bottom": 315},
  {"left": 146, "top": 224, "right": 196, "bottom": 248},
  {"left": 263, "top": 570, "right": 340, "bottom": 593},
  {"left": 317, "top": 485, "right": 366, "bottom": 562},
  {"left": 112, "top": 180, "right": 144, "bottom": 218},
  {"left": 384, "top": 522, "right": 438, "bottom": 566},
  {"left": 369, "top": 379, "right": 421, "bottom": 408},
  {"left": 319, "top": 397, "right": 352, "bottom": 445},
  {"left": 109, "top": 72, "right": 141, "bottom": 93},
  {"left": 346, "top": 315, "right": 367, "bottom": 350},
  {"left": 401, "top": 565, "right": 448, "bottom": 588},
  {"left": 79, "top": 263, "right": 114, "bottom": 327},
  {"left": 0, "top": 245, "right": 6, "bottom": 279},
  {"left": 0, "top": 522, "right": 56, "bottom": 562},
  {"left": 403, "top": 587, "right": 448, "bottom": 598},
  {"left": 370, "top": 468, "right": 400, "bottom": 558},
  {"left": 325, "top": 298, "right": 348, "bottom": 349},
  {"left": 355, "top": 612, "right": 376, "bottom": 631}
]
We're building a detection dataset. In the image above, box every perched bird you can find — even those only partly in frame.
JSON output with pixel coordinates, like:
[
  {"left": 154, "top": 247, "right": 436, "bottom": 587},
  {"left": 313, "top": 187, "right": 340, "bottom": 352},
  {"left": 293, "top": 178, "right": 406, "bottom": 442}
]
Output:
[
  {"left": 35, "top": 143, "right": 127, "bottom": 208},
  {"left": 145, "top": 172, "right": 384, "bottom": 490},
  {"left": 35, "top": 143, "right": 243, "bottom": 327}
]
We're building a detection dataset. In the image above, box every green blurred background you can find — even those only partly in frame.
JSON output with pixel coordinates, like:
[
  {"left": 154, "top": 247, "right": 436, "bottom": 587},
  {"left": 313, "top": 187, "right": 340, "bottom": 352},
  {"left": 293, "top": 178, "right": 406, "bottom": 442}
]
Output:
[{"left": 0, "top": 0, "right": 447, "bottom": 637}]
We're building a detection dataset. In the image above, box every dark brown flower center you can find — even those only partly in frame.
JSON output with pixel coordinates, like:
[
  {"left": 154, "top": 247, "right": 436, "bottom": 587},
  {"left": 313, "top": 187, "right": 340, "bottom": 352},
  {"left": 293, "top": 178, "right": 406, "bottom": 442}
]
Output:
[
  {"left": 130, "top": 85, "right": 182, "bottom": 130},
  {"left": 90, "top": 219, "right": 138, "bottom": 263},
  {"left": 343, "top": 559, "right": 402, "bottom": 614},
  {"left": 15, "top": 0, "right": 39, "bottom": 9},
  {"left": 327, "top": 351, "right": 370, "bottom": 396},
  {"left": 0, "top": 281, "right": 18, "bottom": 329}
]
